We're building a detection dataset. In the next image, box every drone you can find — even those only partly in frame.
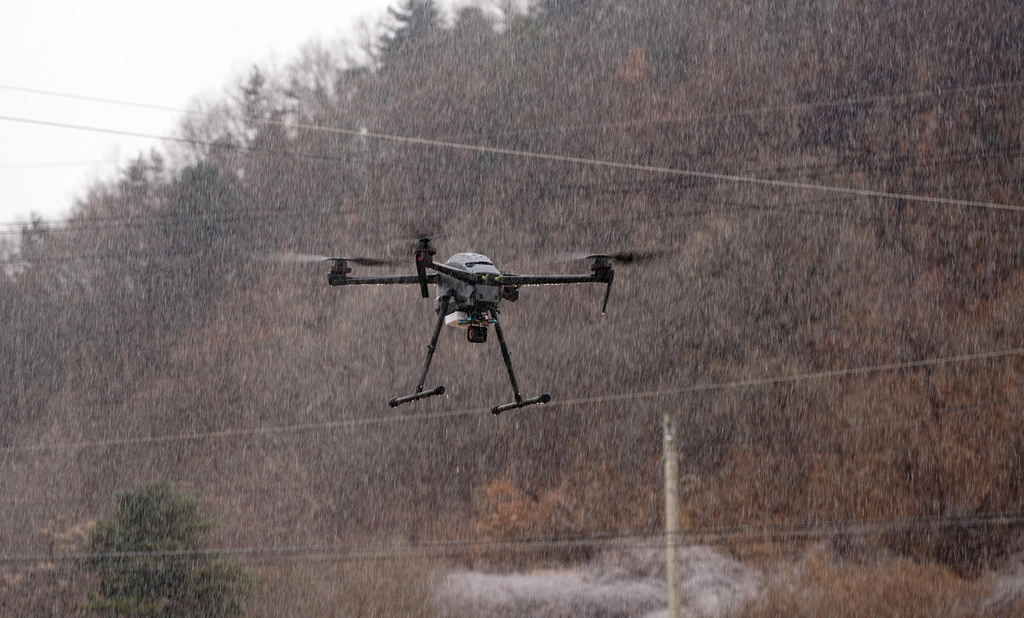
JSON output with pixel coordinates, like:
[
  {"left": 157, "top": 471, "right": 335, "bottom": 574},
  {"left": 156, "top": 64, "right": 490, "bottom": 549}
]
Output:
[{"left": 321, "top": 238, "right": 645, "bottom": 414}]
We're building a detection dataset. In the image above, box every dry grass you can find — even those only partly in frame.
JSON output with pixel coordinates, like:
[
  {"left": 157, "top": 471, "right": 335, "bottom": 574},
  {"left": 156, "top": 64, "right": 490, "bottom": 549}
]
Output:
[
  {"left": 0, "top": 564, "right": 89, "bottom": 617},
  {"left": 737, "top": 550, "right": 1003, "bottom": 618},
  {"left": 247, "top": 552, "right": 440, "bottom": 618}
]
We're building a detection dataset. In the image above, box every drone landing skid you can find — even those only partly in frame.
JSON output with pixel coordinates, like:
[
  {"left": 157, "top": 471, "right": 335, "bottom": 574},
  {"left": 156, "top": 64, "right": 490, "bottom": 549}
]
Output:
[
  {"left": 488, "top": 308, "right": 550, "bottom": 415},
  {"left": 389, "top": 385, "right": 446, "bottom": 407},
  {"left": 387, "top": 299, "right": 553, "bottom": 415},
  {"left": 491, "top": 393, "right": 551, "bottom": 415},
  {"left": 389, "top": 293, "right": 451, "bottom": 409}
]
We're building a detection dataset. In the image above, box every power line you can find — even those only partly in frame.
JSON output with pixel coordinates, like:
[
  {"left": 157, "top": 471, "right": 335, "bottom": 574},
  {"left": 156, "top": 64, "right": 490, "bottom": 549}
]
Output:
[
  {"left": 559, "top": 347, "right": 1024, "bottom": 407},
  {"left": 0, "top": 415, "right": 1011, "bottom": 510},
  {"left": 3, "top": 346, "right": 1019, "bottom": 453},
  {"left": 0, "top": 160, "right": 116, "bottom": 171},
  {"left": 355, "top": 130, "right": 1024, "bottom": 212},
  {"left": 0, "top": 190, "right": 925, "bottom": 234},
  {"left": 1, "top": 112, "right": 1020, "bottom": 213},
  {"left": 1, "top": 166, "right": 1021, "bottom": 242},
  {"left": 0, "top": 406, "right": 482, "bottom": 453},
  {"left": 0, "top": 114, "right": 369, "bottom": 168},
  {"left": 2, "top": 394, "right": 1015, "bottom": 512},
  {"left": 0, "top": 197, "right": 862, "bottom": 243},
  {"left": 0, "top": 84, "right": 189, "bottom": 114},
  {"left": 4, "top": 97, "right": 1019, "bottom": 194},
  {"left": 483, "top": 80, "right": 1024, "bottom": 140},
  {"left": 5, "top": 78, "right": 1023, "bottom": 140},
  {"left": 3, "top": 510, "right": 1023, "bottom": 565},
  {"left": 0, "top": 194, "right": 1018, "bottom": 249}
]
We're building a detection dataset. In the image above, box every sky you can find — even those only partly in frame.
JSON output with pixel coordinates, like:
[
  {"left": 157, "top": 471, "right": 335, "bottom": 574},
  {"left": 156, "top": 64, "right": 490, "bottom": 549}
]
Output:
[{"left": 0, "top": 0, "right": 463, "bottom": 231}]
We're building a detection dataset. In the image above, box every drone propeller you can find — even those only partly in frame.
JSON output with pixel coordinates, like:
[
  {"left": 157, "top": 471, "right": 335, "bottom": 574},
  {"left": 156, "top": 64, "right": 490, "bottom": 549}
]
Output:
[
  {"left": 262, "top": 252, "right": 403, "bottom": 267},
  {"left": 329, "top": 256, "right": 404, "bottom": 267},
  {"left": 561, "top": 250, "right": 663, "bottom": 265},
  {"left": 402, "top": 226, "right": 448, "bottom": 243},
  {"left": 552, "top": 250, "right": 660, "bottom": 313}
]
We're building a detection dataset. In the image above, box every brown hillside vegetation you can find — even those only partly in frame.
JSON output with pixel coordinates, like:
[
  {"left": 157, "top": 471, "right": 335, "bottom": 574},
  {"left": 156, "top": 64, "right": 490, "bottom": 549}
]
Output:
[{"left": 2, "top": 0, "right": 1024, "bottom": 612}]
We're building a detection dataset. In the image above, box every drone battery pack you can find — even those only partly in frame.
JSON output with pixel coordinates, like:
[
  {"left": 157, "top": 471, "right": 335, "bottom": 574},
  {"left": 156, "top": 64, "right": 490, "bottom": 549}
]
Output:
[{"left": 444, "top": 311, "right": 471, "bottom": 328}]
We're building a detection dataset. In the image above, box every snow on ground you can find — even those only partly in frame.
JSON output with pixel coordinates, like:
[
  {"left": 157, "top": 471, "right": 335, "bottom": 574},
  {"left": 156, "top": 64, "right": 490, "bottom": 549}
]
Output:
[
  {"left": 435, "top": 544, "right": 760, "bottom": 618},
  {"left": 982, "top": 556, "right": 1024, "bottom": 615}
]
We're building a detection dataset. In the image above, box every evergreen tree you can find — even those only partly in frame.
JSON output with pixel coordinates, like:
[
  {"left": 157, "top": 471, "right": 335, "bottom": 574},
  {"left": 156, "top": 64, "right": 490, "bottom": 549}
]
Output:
[
  {"left": 79, "top": 482, "right": 257, "bottom": 617},
  {"left": 377, "top": 0, "right": 443, "bottom": 70}
]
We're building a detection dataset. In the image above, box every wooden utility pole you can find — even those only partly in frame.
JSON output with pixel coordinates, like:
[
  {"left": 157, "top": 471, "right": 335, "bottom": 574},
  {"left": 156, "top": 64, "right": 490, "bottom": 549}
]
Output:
[{"left": 664, "top": 411, "right": 681, "bottom": 618}]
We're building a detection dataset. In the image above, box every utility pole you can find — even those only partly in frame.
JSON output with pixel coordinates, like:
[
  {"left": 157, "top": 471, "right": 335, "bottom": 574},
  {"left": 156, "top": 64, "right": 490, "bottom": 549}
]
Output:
[{"left": 664, "top": 411, "right": 681, "bottom": 618}]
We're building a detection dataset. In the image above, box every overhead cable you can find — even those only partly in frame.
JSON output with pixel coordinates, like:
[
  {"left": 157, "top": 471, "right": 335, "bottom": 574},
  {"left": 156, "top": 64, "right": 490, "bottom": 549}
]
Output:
[
  {"left": 4, "top": 346, "right": 1020, "bottom": 453},
  {"left": 3, "top": 509, "right": 1023, "bottom": 565},
  {"left": 4, "top": 78, "right": 1023, "bottom": 135},
  {"left": 1, "top": 112, "right": 1020, "bottom": 213}
]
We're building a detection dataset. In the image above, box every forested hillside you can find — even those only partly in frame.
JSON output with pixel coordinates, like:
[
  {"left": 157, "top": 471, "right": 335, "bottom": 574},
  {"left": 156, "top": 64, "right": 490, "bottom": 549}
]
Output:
[{"left": 3, "top": 0, "right": 1024, "bottom": 612}]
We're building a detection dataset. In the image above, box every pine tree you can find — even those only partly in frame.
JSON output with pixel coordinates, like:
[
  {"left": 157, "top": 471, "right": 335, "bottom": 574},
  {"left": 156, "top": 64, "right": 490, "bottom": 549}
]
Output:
[
  {"left": 79, "top": 482, "right": 257, "bottom": 617},
  {"left": 377, "top": 0, "right": 443, "bottom": 70}
]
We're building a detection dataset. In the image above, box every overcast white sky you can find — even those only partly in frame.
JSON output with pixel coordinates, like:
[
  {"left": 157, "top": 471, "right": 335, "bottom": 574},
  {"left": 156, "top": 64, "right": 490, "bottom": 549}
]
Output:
[{"left": 0, "top": 0, "right": 466, "bottom": 230}]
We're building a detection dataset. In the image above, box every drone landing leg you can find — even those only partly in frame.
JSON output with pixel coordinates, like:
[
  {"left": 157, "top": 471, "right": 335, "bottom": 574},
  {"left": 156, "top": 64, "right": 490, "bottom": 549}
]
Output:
[
  {"left": 389, "top": 294, "right": 451, "bottom": 408},
  {"left": 489, "top": 308, "right": 551, "bottom": 415}
]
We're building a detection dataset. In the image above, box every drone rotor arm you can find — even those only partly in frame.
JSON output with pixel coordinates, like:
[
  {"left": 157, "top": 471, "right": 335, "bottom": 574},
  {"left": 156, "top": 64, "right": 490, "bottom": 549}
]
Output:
[
  {"left": 497, "top": 273, "right": 603, "bottom": 286},
  {"left": 500, "top": 263, "right": 615, "bottom": 313},
  {"left": 427, "top": 261, "right": 485, "bottom": 284},
  {"left": 329, "top": 274, "right": 440, "bottom": 287}
]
